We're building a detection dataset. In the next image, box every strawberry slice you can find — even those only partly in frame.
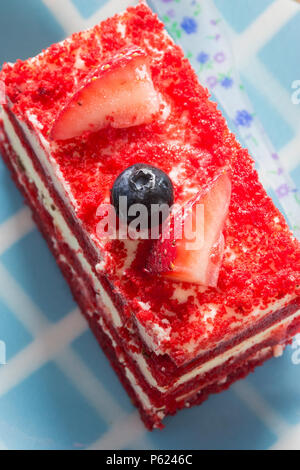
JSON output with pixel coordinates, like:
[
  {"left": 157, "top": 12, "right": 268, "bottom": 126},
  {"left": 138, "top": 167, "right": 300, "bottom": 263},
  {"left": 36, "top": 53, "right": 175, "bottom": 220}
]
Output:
[
  {"left": 50, "top": 46, "right": 160, "bottom": 140},
  {"left": 146, "top": 173, "right": 232, "bottom": 287},
  {"left": 146, "top": 236, "right": 177, "bottom": 274},
  {"left": 0, "top": 80, "right": 6, "bottom": 105}
]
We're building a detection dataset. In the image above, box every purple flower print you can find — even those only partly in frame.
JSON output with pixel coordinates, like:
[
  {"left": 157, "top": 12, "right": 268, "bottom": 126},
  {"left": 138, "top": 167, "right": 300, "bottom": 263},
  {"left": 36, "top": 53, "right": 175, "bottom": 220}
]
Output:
[
  {"left": 214, "top": 51, "right": 225, "bottom": 63},
  {"left": 235, "top": 110, "right": 253, "bottom": 127},
  {"left": 276, "top": 184, "right": 290, "bottom": 198},
  {"left": 181, "top": 17, "right": 198, "bottom": 34},
  {"left": 197, "top": 51, "right": 209, "bottom": 64},
  {"left": 221, "top": 77, "right": 233, "bottom": 88},
  {"left": 167, "top": 9, "right": 175, "bottom": 18},
  {"left": 206, "top": 76, "right": 218, "bottom": 89}
]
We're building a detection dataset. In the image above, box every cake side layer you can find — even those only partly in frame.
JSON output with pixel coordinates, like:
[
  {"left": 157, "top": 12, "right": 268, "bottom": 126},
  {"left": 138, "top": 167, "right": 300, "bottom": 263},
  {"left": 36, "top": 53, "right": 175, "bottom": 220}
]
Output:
[
  {"left": 2, "top": 106, "right": 299, "bottom": 374},
  {"left": 2, "top": 121, "right": 299, "bottom": 425},
  {"left": 1, "top": 3, "right": 299, "bottom": 365},
  {"left": 1, "top": 112, "right": 300, "bottom": 402},
  {"left": 1, "top": 117, "right": 300, "bottom": 430},
  {"left": 0, "top": 127, "right": 159, "bottom": 428}
]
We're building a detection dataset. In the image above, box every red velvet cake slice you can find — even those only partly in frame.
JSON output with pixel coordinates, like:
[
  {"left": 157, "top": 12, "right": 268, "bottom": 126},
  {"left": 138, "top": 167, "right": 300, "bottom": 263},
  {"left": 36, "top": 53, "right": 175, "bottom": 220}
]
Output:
[{"left": 0, "top": 2, "right": 299, "bottom": 429}]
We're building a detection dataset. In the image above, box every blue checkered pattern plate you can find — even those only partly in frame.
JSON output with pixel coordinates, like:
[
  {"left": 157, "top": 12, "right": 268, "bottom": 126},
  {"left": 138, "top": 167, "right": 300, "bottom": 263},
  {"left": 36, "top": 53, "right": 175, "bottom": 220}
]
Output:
[{"left": 0, "top": 0, "right": 299, "bottom": 450}]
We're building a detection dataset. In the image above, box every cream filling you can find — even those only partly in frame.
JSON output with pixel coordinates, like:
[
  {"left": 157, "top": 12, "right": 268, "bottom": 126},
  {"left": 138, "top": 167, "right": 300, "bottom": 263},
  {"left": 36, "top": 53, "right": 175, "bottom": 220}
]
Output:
[
  {"left": 97, "top": 311, "right": 300, "bottom": 412},
  {"left": 175, "top": 346, "right": 273, "bottom": 404},
  {"left": 136, "top": 295, "right": 296, "bottom": 359},
  {"left": 98, "top": 316, "right": 164, "bottom": 416},
  {"left": 22, "top": 111, "right": 79, "bottom": 212},
  {"left": 2, "top": 109, "right": 300, "bottom": 399},
  {"left": 130, "top": 308, "right": 300, "bottom": 393}
]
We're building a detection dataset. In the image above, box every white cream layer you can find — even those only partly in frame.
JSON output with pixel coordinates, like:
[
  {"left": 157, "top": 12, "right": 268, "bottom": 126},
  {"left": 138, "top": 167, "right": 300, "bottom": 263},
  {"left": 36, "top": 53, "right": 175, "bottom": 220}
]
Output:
[{"left": 2, "top": 108, "right": 300, "bottom": 401}]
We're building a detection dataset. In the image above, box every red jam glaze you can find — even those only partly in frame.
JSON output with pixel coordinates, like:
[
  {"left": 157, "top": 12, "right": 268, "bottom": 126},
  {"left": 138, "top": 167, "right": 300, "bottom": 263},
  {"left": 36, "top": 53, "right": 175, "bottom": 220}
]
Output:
[{"left": 1, "top": 3, "right": 300, "bottom": 358}]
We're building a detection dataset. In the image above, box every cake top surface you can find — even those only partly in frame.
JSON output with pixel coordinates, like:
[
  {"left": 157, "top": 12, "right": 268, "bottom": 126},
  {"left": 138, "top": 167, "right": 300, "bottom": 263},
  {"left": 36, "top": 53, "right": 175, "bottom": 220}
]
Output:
[{"left": 1, "top": 2, "right": 299, "bottom": 364}]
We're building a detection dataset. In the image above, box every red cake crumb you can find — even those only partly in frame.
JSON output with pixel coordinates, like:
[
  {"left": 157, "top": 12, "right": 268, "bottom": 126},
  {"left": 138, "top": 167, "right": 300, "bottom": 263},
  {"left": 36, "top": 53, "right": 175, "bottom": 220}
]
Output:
[{"left": 1, "top": 2, "right": 299, "bottom": 363}]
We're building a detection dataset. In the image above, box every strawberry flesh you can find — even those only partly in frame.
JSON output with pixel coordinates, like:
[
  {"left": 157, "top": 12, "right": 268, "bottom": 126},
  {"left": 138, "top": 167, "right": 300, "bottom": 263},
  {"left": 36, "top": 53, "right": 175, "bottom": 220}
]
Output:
[
  {"left": 50, "top": 46, "right": 160, "bottom": 141},
  {"left": 146, "top": 173, "right": 232, "bottom": 287},
  {"left": 0, "top": 80, "right": 6, "bottom": 105},
  {"left": 146, "top": 236, "right": 177, "bottom": 274}
]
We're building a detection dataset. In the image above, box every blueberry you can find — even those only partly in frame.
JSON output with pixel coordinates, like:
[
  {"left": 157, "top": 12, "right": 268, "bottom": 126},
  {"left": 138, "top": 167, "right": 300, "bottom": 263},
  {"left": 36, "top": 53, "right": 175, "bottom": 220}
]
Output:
[{"left": 111, "top": 164, "right": 174, "bottom": 228}]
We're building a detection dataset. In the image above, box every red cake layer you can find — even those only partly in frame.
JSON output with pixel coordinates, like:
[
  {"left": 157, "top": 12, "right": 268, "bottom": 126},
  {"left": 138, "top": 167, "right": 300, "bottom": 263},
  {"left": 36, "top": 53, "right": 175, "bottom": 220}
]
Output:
[
  {"left": 1, "top": 120, "right": 300, "bottom": 429},
  {"left": 1, "top": 3, "right": 299, "bottom": 366}
]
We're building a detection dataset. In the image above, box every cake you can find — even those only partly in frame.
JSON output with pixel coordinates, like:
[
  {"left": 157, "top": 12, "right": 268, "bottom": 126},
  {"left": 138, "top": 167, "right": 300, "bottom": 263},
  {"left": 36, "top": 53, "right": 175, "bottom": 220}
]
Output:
[{"left": 0, "top": 2, "right": 299, "bottom": 430}]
